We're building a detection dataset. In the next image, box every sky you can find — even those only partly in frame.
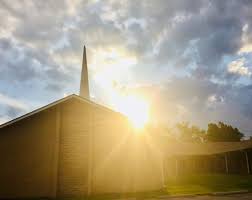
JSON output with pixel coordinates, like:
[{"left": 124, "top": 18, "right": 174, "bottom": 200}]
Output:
[{"left": 0, "top": 0, "right": 252, "bottom": 135}]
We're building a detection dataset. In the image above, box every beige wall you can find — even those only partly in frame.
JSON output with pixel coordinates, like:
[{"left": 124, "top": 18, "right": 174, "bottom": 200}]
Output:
[
  {"left": 0, "top": 107, "right": 59, "bottom": 198},
  {"left": 91, "top": 106, "right": 164, "bottom": 194},
  {"left": 57, "top": 97, "right": 164, "bottom": 195},
  {"left": 0, "top": 97, "right": 165, "bottom": 198},
  {"left": 57, "top": 99, "right": 89, "bottom": 197}
]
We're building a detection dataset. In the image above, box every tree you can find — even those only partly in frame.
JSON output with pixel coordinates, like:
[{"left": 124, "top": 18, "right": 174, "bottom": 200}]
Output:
[
  {"left": 176, "top": 122, "right": 205, "bottom": 143},
  {"left": 146, "top": 123, "right": 177, "bottom": 142},
  {"left": 205, "top": 121, "right": 244, "bottom": 142}
]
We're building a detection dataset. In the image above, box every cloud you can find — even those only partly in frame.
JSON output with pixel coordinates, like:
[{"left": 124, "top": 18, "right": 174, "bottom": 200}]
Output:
[
  {"left": 0, "top": 116, "right": 10, "bottom": 125},
  {"left": 227, "top": 58, "right": 252, "bottom": 77},
  {"left": 0, "top": 93, "right": 27, "bottom": 111},
  {"left": 128, "top": 77, "right": 252, "bottom": 135},
  {"left": 0, "top": 93, "right": 28, "bottom": 121},
  {"left": 1, "top": 0, "right": 252, "bottom": 135},
  {"left": 206, "top": 94, "right": 224, "bottom": 110}
]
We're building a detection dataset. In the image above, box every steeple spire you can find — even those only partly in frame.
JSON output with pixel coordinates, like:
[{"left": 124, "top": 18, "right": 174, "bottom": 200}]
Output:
[{"left": 79, "top": 45, "right": 90, "bottom": 99}]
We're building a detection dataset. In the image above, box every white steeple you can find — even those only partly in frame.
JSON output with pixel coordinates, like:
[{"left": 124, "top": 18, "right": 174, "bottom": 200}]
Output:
[{"left": 79, "top": 45, "right": 90, "bottom": 99}]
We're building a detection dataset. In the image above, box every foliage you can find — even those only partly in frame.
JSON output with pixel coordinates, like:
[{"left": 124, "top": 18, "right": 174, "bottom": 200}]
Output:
[
  {"left": 148, "top": 121, "right": 244, "bottom": 143},
  {"left": 176, "top": 122, "right": 205, "bottom": 142},
  {"left": 175, "top": 121, "right": 244, "bottom": 142},
  {"left": 146, "top": 123, "right": 177, "bottom": 141},
  {"left": 205, "top": 121, "right": 244, "bottom": 142}
]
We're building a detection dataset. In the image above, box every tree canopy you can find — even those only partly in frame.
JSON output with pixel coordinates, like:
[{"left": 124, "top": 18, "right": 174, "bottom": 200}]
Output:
[
  {"left": 175, "top": 121, "right": 244, "bottom": 142},
  {"left": 205, "top": 122, "right": 244, "bottom": 142},
  {"left": 150, "top": 121, "right": 244, "bottom": 143},
  {"left": 176, "top": 122, "right": 205, "bottom": 143}
]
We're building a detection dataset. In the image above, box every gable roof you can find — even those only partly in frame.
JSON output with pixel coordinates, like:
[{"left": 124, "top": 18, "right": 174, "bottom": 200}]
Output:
[{"left": 0, "top": 94, "right": 122, "bottom": 129}]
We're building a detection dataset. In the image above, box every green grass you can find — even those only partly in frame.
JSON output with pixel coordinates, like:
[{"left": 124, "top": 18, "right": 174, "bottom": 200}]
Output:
[
  {"left": 165, "top": 174, "right": 252, "bottom": 196},
  {"left": 82, "top": 174, "right": 252, "bottom": 199},
  {"left": 18, "top": 174, "right": 252, "bottom": 199}
]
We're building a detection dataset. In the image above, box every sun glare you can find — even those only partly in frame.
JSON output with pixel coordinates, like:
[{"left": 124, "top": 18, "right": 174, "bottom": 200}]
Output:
[
  {"left": 114, "top": 95, "right": 150, "bottom": 129},
  {"left": 90, "top": 47, "right": 150, "bottom": 129}
]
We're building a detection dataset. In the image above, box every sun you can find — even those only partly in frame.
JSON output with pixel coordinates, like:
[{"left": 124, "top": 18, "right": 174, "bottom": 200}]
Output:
[
  {"left": 124, "top": 96, "right": 149, "bottom": 129},
  {"left": 90, "top": 47, "right": 149, "bottom": 129},
  {"left": 114, "top": 95, "right": 150, "bottom": 129}
]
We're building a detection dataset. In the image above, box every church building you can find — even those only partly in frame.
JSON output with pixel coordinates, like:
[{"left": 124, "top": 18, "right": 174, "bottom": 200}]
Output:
[{"left": 0, "top": 46, "right": 164, "bottom": 198}]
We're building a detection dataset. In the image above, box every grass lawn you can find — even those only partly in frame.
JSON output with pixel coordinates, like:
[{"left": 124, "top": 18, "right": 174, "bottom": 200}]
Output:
[
  {"left": 85, "top": 174, "right": 252, "bottom": 199},
  {"left": 21, "top": 174, "right": 252, "bottom": 199},
  {"left": 165, "top": 174, "right": 252, "bottom": 196}
]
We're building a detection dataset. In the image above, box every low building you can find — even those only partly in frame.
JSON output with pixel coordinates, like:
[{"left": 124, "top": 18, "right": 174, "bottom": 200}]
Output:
[
  {"left": 0, "top": 94, "right": 164, "bottom": 198},
  {"left": 162, "top": 141, "right": 252, "bottom": 180}
]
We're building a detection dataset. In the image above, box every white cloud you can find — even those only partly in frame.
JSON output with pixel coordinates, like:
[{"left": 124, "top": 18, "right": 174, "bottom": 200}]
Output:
[
  {"left": 0, "top": 116, "right": 10, "bottom": 125},
  {"left": 206, "top": 94, "right": 224, "bottom": 109},
  {"left": 208, "top": 94, "right": 217, "bottom": 103},
  {"left": 1, "top": 0, "right": 252, "bottom": 135},
  {"left": 239, "top": 24, "right": 252, "bottom": 54},
  {"left": 0, "top": 93, "right": 28, "bottom": 111},
  {"left": 239, "top": 44, "right": 252, "bottom": 54},
  {"left": 227, "top": 58, "right": 252, "bottom": 77}
]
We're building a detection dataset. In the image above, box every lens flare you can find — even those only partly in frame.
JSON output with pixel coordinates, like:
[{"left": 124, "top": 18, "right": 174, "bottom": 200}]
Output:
[
  {"left": 114, "top": 94, "right": 150, "bottom": 129},
  {"left": 91, "top": 48, "right": 149, "bottom": 129}
]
